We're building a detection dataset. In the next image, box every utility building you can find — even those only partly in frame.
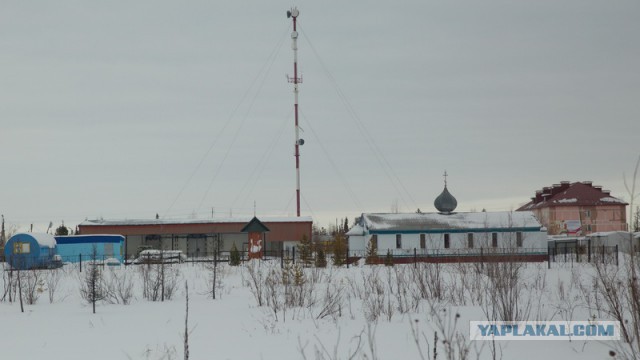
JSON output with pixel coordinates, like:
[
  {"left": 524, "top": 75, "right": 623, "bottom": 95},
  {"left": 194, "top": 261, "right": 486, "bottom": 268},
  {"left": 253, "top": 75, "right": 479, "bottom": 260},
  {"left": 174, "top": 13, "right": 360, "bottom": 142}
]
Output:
[{"left": 77, "top": 217, "right": 312, "bottom": 260}]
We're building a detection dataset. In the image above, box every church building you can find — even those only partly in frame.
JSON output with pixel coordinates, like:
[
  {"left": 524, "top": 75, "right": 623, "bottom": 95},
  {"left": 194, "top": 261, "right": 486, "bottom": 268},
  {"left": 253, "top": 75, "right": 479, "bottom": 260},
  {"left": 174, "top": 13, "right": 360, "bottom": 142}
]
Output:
[{"left": 347, "top": 179, "right": 547, "bottom": 262}]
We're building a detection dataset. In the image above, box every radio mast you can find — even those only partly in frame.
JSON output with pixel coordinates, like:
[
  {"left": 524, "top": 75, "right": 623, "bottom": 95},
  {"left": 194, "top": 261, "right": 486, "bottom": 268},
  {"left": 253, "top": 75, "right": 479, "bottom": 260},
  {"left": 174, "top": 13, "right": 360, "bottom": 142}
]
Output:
[{"left": 287, "top": 7, "right": 303, "bottom": 217}]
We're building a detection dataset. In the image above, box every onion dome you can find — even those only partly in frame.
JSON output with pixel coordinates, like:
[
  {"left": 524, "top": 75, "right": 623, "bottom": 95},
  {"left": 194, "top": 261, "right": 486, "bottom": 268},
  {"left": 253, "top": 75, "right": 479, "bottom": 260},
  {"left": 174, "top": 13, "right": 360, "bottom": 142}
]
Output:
[{"left": 434, "top": 186, "right": 457, "bottom": 214}]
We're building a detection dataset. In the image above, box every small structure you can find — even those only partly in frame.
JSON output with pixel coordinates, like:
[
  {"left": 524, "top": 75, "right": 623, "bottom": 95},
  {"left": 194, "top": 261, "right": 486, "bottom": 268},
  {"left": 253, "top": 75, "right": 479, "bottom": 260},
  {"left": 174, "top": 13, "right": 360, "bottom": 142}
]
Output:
[
  {"left": 4, "top": 233, "right": 57, "bottom": 270},
  {"left": 55, "top": 235, "right": 125, "bottom": 264},
  {"left": 241, "top": 217, "right": 270, "bottom": 260},
  {"left": 517, "top": 181, "right": 628, "bottom": 235}
]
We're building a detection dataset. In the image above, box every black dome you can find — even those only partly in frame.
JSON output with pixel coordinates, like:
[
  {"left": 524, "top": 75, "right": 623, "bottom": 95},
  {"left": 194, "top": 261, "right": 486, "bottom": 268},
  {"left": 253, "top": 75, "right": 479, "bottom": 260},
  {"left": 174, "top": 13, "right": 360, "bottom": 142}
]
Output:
[{"left": 434, "top": 186, "right": 457, "bottom": 214}]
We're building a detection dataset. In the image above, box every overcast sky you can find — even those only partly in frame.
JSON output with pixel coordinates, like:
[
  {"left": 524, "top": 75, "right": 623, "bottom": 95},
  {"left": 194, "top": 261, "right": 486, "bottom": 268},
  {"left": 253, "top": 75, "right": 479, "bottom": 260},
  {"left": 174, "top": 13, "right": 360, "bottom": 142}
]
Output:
[{"left": 1, "top": 0, "right": 639, "bottom": 232}]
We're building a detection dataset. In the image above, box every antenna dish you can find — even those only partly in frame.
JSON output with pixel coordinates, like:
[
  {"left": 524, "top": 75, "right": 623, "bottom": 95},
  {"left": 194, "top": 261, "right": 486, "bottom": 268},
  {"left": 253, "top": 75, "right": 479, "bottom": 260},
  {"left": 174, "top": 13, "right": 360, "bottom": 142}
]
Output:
[
  {"left": 297, "top": 139, "right": 305, "bottom": 146},
  {"left": 291, "top": 8, "right": 299, "bottom": 17},
  {"left": 287, "top": 10, "right": 291, "bottom": 18}
]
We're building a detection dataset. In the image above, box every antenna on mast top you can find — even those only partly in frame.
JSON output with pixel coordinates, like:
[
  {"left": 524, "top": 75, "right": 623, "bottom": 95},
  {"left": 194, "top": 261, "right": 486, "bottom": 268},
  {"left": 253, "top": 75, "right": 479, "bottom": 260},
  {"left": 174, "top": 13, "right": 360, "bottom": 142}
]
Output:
[{"left": 287, "top": 7, "right": 304, "bottom": 217}]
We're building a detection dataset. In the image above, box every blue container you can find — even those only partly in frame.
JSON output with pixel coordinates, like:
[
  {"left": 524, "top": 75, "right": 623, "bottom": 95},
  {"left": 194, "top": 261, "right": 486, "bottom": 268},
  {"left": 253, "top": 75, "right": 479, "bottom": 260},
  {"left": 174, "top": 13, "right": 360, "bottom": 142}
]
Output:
[
  {"left": 55, "top": 235, "right": 125, "bottom": 264},
  {"left": 4, "top": 233, "right": 57, "bottom": 270}
]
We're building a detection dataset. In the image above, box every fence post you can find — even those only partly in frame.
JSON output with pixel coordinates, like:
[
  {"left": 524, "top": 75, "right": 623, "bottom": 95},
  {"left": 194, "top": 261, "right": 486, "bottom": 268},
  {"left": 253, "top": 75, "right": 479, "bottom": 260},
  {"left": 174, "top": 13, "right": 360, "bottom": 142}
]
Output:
[
  {"left": 616, "top": 244, "right": 619, "bottom": 266},
  {"left": 292, "top": 247, "right": 296, "bottom": 265},
  {"left": 346, "top": 251, "right": 349, "bottom": 268},
  {"left": 280, "top": 248, "right": 284, "bottom": 269},
  {"left": 480, "top": 247, "right": 484, "bottom": 269},
  {"left": 576, "top": 244, "right": 580, "bottom": 263},
  {"left": 79, "top": 253, "right": 82, "bottom": 273},
  {"left": 414, "top": 248, "right": 417, "bottom": 268},
  {"left": 588, "top": 238, "right": 591, "bottom": 263},
  {"left": 602, "top": 245, "right": 605, "bottom": 264}
]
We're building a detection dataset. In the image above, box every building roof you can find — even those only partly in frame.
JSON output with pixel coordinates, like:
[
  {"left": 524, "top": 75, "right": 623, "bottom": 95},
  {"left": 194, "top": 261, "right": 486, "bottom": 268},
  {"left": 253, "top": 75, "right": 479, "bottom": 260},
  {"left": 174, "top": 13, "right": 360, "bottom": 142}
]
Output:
[
  {"left": 12, "top": 233, "right": 57, "bottom": 248},
  {"left": 55, "top": 234, "right": 125, "bottom": 244},
  {"left": 241, "top": 217, "right": 270, "bottom": 233},
  {"left": 517, "top": 181, "right": 627, "bottom": 211},
  {"left": 356, "top": 211, "right": 542, "bottom": 234},
  {"left": 80, "top": 216, "right": 312, "bottom": 227}
]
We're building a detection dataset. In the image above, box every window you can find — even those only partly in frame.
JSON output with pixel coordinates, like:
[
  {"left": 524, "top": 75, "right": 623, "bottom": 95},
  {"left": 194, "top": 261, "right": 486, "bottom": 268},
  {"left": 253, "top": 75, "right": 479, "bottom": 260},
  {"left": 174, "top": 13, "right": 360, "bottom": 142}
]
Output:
[
  {"left": 587, "top": 224, "right": 592, "bottom": 232},
  {"left": 444, "top": 234, "right": 450, "bottom": 249},
  {"left": 420, "top": 234, "right": 426, "bottom": 249},
  {"left": 14, "top": 242, "right": 30, "bottom": 254},
  {"left": 396, "top": 234, "right": 402, "bottom": 249},
  {"left": 585, "top": 210, "right": 591, "bottom": 218},
  {"left": 467, "top": 233, "right": 474, "bottom": 248},
  {"left": 516, "top": 232, "right": 523, "bottom": 247},
  {"left": 492, "top": 233, "right": 498, "bottom": 248}
]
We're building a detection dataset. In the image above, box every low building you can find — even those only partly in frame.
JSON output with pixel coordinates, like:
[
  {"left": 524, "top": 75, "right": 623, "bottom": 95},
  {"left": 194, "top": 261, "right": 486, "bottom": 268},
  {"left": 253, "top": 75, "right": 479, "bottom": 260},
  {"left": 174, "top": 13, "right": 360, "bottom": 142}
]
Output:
[
  {"left": 517, "top": 181, "right": 628, "bottom": 235},
  {"left": 77, "top": 216, "right": 312, "bottom": 259},
  {"left": 347, "top": 183, "right": 547, "bottom": 262}
]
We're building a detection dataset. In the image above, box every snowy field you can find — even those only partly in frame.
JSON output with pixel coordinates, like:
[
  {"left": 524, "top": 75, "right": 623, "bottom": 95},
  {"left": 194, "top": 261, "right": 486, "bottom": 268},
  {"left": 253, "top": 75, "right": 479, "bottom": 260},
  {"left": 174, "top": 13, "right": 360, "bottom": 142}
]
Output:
[{"left": 1, "top": 258, "right": 637, "bottom": 360}]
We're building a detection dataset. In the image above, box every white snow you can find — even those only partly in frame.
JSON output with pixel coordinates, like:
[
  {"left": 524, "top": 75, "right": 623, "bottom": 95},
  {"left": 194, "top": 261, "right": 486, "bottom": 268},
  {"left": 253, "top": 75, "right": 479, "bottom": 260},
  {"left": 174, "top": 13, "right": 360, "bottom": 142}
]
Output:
[
  {"left": 1, "top": 259, "right": 632, "bottom": 359},
  {"left": 556, "top": 198, "right": 577, "bottom": 203},
  {"left": 361, "top": 211, "right": 541, "bottom": 231},
  {"left": 600, "top": 197, "right": 625, "bottom": 203},
  {"left": 15, "top": 232, "right": 57, "bottom": 248}
]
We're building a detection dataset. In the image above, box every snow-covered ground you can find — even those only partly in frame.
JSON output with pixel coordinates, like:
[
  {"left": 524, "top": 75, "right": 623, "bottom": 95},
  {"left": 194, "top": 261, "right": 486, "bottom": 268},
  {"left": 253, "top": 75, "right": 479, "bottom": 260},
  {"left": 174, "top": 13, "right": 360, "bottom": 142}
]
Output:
[{"left": 0, "top": 259, "right": 633, "bottom": 359}]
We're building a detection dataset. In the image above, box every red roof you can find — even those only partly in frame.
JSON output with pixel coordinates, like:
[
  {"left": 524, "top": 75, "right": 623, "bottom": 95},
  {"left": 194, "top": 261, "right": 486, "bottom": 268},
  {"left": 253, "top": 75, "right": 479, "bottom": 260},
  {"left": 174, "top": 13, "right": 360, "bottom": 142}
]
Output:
[{"left": 517, "top": 181, "right": 628, "bottom": 211}]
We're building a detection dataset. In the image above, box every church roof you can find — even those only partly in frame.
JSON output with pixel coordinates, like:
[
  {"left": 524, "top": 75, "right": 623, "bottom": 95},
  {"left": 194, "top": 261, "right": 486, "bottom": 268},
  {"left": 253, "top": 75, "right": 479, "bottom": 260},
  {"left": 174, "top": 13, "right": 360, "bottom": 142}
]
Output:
[
  {"left": 357, "top": 211, "right": 542, "bottom": 234},
  {"left": 517, "top": 181, "right": 627, "bottom": 211},
  {"left": 434, "top": 186, "right": 457, "bottom": 214}
]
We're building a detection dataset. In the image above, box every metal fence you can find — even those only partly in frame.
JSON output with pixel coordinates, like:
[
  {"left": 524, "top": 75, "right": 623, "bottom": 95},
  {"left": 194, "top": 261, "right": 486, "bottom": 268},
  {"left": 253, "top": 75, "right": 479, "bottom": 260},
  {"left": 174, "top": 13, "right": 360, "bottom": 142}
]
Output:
[
  {"left": 548, "top": 243, "right": 618, "bottom": 266},
  {"left": 1, "top": 245, "right": 622, "bottom": 270}
]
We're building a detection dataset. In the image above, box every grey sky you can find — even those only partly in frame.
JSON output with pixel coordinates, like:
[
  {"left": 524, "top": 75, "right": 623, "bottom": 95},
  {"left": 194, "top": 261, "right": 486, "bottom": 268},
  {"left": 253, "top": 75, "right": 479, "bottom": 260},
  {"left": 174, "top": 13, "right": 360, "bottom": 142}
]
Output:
[{"left": 2, "top": 0, "right": 639, "bottom": 232}]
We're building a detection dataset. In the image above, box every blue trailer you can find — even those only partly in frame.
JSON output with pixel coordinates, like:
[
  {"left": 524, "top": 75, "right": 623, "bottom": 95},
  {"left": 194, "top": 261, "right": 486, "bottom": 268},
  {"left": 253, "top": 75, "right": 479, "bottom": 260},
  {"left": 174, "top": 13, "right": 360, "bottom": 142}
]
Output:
[
  {"left": 55, "top": 234, "right": 125, "bottom": 264},
  {"left": 4, "top": 233, "right": 58, "bottom": 270}
]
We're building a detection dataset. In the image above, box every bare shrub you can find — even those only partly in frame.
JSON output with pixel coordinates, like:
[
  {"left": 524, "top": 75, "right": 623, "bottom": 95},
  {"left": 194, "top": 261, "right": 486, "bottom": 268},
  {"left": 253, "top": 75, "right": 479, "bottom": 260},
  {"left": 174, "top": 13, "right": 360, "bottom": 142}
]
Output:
[
  {"left": 245, "top": 260, "right": 266, "bottom": 306},
  {"left": 104, "top": 267, "right": 135, "bottom": 305},
  {"left": 589, "top": 259, "right": 640, "bottom": 357},
  {"left": 22, "top": 269, "right": 44, "bottom": 305},
  {"left": 1, "top": 265, "right": 16, "bottom": 302},
  {"left": 481, "top": 260, "right": 531, "bottom": 322},
  {"left": 139, "top": 263, "right": 180, "bottom": 302},
  {"left": 316, "top": 275, "right": 343, "bottom": 321},
  {"left": 429, "top": 308, "right": 473, "bottom": 360},
  {"left": 46, "top": 269, "right": 62, "bottom": 303},
  {"left": 361, "top": 267, "right": 386, "bottom": 322},
  {"left": 411, "top": 262, "right": 443, "bottom": 304},
  {"left": 265, "top": 267, "right": 283, "bottom": 320}
]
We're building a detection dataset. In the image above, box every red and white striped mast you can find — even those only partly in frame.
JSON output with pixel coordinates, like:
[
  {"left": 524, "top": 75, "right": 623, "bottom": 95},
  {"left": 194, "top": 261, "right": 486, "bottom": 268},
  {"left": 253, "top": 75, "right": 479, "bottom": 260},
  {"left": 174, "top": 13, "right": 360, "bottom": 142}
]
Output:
[{"left": 287, "top": 7, "right": 303, "bottom": 217}]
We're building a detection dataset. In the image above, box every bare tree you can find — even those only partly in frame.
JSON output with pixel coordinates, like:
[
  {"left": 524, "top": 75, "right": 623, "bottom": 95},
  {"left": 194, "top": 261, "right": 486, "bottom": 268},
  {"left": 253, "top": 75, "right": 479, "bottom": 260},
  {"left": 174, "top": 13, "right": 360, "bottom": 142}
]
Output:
[
  {"left": 79, "top": 248, "right": 106, "bottom": 314},
  {"left": 183, "top": 281, "right": 189, "bottom": 360},
  {"left": 624, "top": 155, "right": 640, "bottom": 234}
]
